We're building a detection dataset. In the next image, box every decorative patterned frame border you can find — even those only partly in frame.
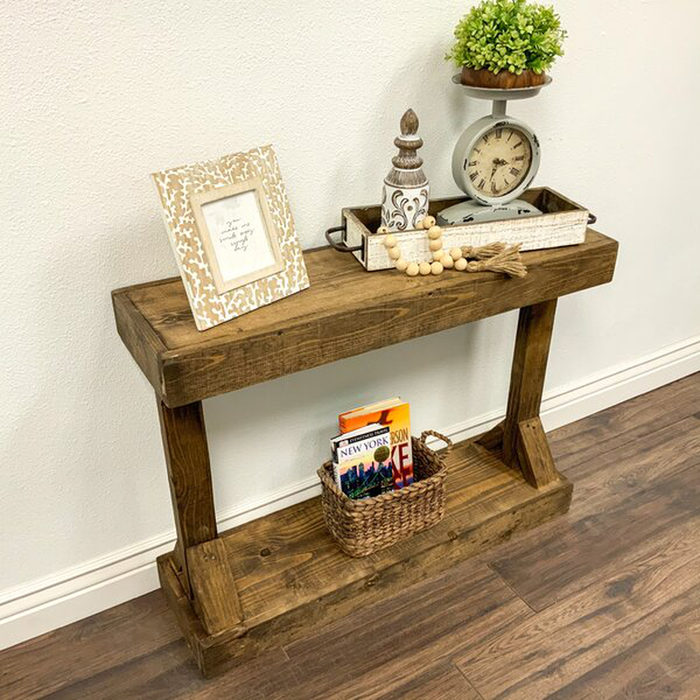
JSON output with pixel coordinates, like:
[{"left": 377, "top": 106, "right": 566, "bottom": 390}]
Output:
[{"left": 152, "top": 145, "right": 309, "bottom": 331}]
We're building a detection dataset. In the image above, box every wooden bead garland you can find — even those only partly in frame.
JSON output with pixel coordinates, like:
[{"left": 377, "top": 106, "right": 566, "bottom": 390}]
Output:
[{"left": 381, "top": 217, "right": 528, "bottom": 279}]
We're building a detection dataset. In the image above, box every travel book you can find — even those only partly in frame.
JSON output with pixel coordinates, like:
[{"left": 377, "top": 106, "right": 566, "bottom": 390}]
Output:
[
  {"left": 339, "top": 398, "right": 413, "bottom": 490},
  {"left": 331, "top": 424, "right": 393, "bottom": 499}
]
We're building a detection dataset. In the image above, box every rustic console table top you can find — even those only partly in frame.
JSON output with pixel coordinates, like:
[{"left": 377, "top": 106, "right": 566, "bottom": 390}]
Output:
[{"left": 113, "top": 229, "right": 618, "bottom": 407}]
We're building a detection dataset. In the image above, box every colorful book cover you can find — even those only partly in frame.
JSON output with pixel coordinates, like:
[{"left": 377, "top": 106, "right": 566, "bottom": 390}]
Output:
[
  {"left": 331, "top": 424, "right": 393, "bottom": 499},
  {"left": 339, "top": 399, "right": 413, "bottom": 489}
]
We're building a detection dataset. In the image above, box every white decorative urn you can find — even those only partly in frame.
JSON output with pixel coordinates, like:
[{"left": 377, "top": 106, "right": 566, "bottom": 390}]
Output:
[{"left": 381, "top": 108, "right": 430, "bottom": 232}]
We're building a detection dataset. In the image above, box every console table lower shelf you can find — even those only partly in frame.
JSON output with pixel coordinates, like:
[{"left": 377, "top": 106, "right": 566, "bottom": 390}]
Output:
[{"left": 157, "top": 432, "right": 572, "bottom": 678}]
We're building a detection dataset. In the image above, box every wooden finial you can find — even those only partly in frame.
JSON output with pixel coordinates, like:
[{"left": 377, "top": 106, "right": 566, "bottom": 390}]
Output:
[
  {"left": 400, "top": 108, "right": 419, "bottom": 136},
  {"left": 387, "top": 108, "right": 426, "bottom": 185}
]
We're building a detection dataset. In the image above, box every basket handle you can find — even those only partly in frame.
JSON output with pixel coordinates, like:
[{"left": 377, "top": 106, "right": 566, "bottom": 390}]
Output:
[{"left": 419, "top": 430, "right": 453, "bottom": 454}]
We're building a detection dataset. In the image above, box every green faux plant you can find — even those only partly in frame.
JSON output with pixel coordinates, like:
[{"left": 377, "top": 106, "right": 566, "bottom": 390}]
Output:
[{"left": 447, "top": 0, "right": 567, "bottom": 75}]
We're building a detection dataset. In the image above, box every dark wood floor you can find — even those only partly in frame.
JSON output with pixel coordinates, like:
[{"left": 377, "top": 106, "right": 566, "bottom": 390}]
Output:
[{"left": 3, "top": 373, "right": 700, "bottom": 699}]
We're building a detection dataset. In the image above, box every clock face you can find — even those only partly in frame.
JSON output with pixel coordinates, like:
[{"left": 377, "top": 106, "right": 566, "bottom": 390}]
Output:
[{"left": 465, "top": 126, "right": 533, "bottom": 199}]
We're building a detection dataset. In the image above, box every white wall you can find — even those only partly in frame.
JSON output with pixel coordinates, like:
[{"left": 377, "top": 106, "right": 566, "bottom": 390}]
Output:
[{"left": 2, "top": 0, "right": 700, "bottom": 648}]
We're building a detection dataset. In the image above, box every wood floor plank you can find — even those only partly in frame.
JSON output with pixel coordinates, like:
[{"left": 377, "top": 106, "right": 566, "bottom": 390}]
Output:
[
  {"left": 1, "top": 593, "right": 182, "bottom": 700},
  {"left": 365, "top": 661, "right": 482, "bottom": 700},
  {"left": 280, "top": 560, "right": 529, "bottom": 699},
  {"left": 455, "top": 522, "right": 700, "bottom": 699},
  {"left": 549, "top": 373, "right": 700, "bottom": 472},
  {"left": 42, "top": 640, "right": 201, "bottom": 700},
  {"left": 488, "top": 461, "right": 700, "bottom": 611},
  {"left": 543, "top": 625, "right": 700, "bottom": 700},
  {"left": 486, "top": 415, "right": 700, "bottom": 610},
  {"left": 58, "top": 565, "right": 504, "bottom": 699},
  {"left": 43, "top": 641, "right": 293, "bottom": 700},
  {"left": 559, "top": 409, "right": 700, "bottom": 505},
  {"left": 672, "top": 598, "right": 700, "bottom": 653}
]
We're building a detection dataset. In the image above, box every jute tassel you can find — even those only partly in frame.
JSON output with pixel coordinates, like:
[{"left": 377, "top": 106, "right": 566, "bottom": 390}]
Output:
[{"left": 460, "top": 242, "right": 527, "bottom": 278}]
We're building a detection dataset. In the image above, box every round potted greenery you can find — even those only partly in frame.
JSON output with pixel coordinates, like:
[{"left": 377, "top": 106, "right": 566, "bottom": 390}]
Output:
[{"left": 447, "top": 0, "right": 567, "bottom": 89}]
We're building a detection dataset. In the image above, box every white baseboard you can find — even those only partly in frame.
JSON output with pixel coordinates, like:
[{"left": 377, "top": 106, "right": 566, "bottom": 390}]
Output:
[{"left": 2, "top": 334, "right": 699, "bottom": 651}]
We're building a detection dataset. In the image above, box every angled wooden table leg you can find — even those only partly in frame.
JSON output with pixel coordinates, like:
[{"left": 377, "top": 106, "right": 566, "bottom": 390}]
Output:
[
  {"left": 502, "top": 299, "right": 560, "bottom": 487},
  {"left": 156, "top": 399, "right": 243, "bottom": 666}
]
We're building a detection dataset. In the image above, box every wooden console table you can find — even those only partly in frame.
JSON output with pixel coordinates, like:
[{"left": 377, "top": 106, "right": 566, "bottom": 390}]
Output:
[{"left": 112, "top": 229, "right": 618, "bottom": 677}]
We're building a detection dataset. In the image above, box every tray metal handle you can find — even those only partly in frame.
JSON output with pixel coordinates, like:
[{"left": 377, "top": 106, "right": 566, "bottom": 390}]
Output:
[
  {"left": 325, "top": 225, "right": 362, "bottom": 253},
  {"left": 587, "top": 212, "right": 597, "bottom": 225}
]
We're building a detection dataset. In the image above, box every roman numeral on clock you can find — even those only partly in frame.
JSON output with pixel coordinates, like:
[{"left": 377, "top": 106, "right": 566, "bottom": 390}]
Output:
[
  {"left": 514, "top": 155, "right": 525, "bottom": 161},
  {"left": 495, "top": 129, "right": 502, "bottom": 139},
  {"left": 478, "top": 178, "right": 486, "bottom": 190},
  {"left": 510, "top": 168, "right": 520, "bottom": 177},
  {"left": 469, "top": 171, "right": 478, "bottom": 182},
  {"left": 513, "top": 141, "right": 523, "bottom": 149}
]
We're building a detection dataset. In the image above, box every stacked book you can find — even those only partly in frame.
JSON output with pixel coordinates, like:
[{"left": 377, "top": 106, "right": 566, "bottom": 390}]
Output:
[{"left": 331, "top": 398, "right": 413, "bottom": 500}]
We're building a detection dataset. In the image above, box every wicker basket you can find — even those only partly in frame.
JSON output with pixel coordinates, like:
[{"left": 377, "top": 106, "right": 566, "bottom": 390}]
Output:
[{"left": 318, "top": 430, "right": 452, "bottom": 557}]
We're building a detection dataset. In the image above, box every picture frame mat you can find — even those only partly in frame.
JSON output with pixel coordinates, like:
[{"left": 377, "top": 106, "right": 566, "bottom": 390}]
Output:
[{"left": 190, "top": 178, "right": 285, "bottom": 295}]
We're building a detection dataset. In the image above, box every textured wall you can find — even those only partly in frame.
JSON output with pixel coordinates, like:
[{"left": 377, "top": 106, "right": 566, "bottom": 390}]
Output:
[{"left": 1, "top": 0, "right": 699, "bottom": 599}]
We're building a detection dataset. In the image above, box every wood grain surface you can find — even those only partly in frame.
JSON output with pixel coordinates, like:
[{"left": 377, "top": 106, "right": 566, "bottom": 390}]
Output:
[
  {"left": 113, "top": 230, "right": 618, "bottom": 407},
  {"left": 502, "top": 299, "right": 557, "bottom": 468},
  {"left": 157, "top": 400, "right": 218, "bottom": 597},
  {"left": 186, "top": 539, "right": 243, "bottom": 635},
  {"left": 2, "top": 373, "right": 699, "bottom": 698},
  {"left": 516, "top": 416, "right": 559, "bottom": 487},
  {"left": 110, "top": 228, "right": 618, "bottom": 676},
  {"left": 157, "top": 437, "right": 571, "bottom": 676}
]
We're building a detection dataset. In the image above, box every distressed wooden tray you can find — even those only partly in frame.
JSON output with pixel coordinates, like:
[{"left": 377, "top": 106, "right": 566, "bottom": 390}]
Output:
[{"left": 336, "top": 187, "right": 591, "bottom": 271}]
